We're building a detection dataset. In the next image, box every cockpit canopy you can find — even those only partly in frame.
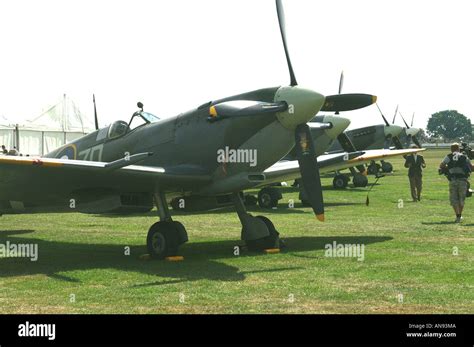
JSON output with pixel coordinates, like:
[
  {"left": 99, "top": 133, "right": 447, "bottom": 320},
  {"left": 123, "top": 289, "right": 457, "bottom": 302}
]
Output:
[{"left": 108, "top": 112, "right": 160, "bottom": 140}]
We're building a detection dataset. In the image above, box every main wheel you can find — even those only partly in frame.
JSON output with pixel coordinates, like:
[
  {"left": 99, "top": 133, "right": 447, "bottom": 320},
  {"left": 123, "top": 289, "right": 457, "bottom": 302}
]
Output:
[
  {"left": 146, "top": 221, "right": 179, "bottom": 259},
  {"left": 333, "top": 175, "right": 349, "bottom": 189},
  {"left": 352, "top": 173, "right": 368, "bottom": 187},
  {"left": 257, "top": 187, "right": 281, "bottom": 209},
  {"left": 246, "top": 216, "right": 280, "bottom": 251},
  {"left": 381, "top": 162, "right": 393, "bottom": 173},
  {"left": 171, "top": 221, "right": 188, "bottom": 245},
  {"left": 367, "top": 162, "right": 381, "bottom": 175}
]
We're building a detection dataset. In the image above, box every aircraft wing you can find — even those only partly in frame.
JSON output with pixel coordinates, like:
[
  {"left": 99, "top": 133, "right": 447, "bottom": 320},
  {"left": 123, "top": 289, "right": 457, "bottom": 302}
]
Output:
[
  {"left": 0, "top": 155, "right": 211, "bottom": 203},
  {"left": 344, "top": 148, "right": 425, "bottom": 167},
  {"left": 260, "top": 148, "right": 425, "bottom": 186}
]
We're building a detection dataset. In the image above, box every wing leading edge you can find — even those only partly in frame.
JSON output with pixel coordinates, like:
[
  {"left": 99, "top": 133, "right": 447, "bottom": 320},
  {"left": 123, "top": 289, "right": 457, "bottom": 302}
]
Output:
[
  {"left": 261, "top": 148, "right": 425, "bottom": 186},
  {"left": 0, "top": 155, "right": 211, "bottom": 203}
]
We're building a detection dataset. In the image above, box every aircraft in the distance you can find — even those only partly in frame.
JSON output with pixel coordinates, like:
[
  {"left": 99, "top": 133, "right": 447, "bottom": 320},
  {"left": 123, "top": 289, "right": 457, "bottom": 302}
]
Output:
[
  {"left": 395, "top": 111, "right": 423, "bottom": 148},
  {"left": 0, "top": 0, "right": 423, "bottom": 259},
  {"left": 313, "top": 102, "right": 404, "bottom": 188}
]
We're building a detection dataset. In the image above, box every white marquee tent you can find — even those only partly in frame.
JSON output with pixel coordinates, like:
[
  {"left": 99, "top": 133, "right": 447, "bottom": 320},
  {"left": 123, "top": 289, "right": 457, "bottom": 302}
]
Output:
[{"left": 0, "top": 95, "right": 94, "bottom": 156}]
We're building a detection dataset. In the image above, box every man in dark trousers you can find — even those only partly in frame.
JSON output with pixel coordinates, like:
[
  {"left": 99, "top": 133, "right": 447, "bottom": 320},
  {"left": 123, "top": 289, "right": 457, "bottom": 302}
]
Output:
[
  {"left": 440, "top": 142, "right": 472, "bottom": 223},
  {"left": 404, "top": 144, "right": 426, "bottom": 202}
]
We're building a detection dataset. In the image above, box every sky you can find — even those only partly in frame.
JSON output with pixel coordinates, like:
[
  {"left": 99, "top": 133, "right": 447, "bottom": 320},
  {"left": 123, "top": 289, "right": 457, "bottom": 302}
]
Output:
[{"left": 0, "top": 0, "right": 473, "bottom": 130}]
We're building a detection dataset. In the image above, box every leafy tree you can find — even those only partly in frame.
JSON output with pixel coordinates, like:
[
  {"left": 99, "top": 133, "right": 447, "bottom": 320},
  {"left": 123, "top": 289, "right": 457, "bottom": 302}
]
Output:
[
  {"left": 427, "top": 110, "right": 472, "bottom": 141},
  {"left": 416, "top": 128, "right": 430, "bottom": 143}
]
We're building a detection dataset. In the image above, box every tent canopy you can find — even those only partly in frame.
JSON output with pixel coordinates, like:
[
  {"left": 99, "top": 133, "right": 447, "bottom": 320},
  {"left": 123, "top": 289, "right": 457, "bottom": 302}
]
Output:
[{"left": 0, "top": 95, "right": 94, "bottom": 156}]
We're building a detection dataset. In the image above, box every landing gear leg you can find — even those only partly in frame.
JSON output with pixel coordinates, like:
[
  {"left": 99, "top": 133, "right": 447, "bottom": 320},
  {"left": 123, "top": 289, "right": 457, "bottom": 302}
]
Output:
[
  {"left": 231, "top": 192, "right": 280, "bottom": 251},
  {"left": 146, "top": 191, "right": 188, "bottom": 259}
]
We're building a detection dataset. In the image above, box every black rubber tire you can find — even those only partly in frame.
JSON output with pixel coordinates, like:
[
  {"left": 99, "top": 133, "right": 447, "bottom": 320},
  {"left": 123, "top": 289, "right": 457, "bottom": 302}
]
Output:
[
  {"left": 258, "top": 188, "right": 280, "bottom": 209},
  {"left": 353, "top": 173, "right": 368, "bottom": 187},
  {"left": 381, "top": 162, "right": 393, "bottom": 173},
  {"left": 146, "top": 221, "right": 179, "bottom": 259},
  {"left": 171, "top": 221, "right": 188, "bottom": 245},
  {"left": 246, "top": 216, "right": 280, "bottom": 251},
  {"left": 367, "top": 163, "right": 381, "bottom": 175},
  {"left": 333, "top": 175, "right": 348, "bottom": 189}
]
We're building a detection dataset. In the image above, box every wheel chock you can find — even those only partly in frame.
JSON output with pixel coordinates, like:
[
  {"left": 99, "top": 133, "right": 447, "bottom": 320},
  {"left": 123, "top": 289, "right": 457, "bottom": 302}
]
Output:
[{"left": 166, "top": 256, "right": 184, "bottom": 262}]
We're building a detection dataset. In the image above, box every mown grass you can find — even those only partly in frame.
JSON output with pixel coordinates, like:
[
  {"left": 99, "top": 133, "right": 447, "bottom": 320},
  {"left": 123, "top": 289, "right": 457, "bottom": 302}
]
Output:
[{"left": 0, "top": 148, "right": 473, "bottom": 313}]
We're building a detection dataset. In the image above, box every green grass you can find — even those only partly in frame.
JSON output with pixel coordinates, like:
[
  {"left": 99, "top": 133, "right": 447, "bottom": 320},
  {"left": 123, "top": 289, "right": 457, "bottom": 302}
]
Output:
[{"left": 1, "top": 148, "right": 473, "bottom": 313}]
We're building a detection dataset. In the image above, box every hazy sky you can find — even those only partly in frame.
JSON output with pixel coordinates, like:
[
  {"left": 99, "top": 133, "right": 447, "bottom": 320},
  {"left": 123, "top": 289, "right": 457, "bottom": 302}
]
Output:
[{"left": 0, "top": 0, "right": 472, "bottom": 130}]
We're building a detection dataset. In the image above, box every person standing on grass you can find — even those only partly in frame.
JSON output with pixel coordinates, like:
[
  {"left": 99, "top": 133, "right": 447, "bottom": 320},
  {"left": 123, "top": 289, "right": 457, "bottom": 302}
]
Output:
[
  {"left": 439, "top": 143, "right": 472, "bottom": 223},
  {"left": 404, "top": 144, "right": 426, "bottom": 202}
]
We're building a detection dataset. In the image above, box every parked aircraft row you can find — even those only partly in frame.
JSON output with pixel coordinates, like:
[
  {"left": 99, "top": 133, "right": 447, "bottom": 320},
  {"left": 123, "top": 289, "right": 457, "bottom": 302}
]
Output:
[{"left": 0, "top": 0, "right": 423, "bottom": 258}]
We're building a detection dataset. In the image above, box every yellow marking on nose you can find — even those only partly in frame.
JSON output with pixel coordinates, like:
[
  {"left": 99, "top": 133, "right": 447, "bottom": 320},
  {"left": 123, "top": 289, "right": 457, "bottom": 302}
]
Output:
[{"left": 209, "top": 105, "right": 218, "bottom": 117}]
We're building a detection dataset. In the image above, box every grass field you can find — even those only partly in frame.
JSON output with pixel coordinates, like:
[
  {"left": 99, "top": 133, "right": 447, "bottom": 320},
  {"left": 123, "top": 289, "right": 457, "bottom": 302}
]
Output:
[{"left": 1, "top": 148, "right": 473, "bottom": 314}]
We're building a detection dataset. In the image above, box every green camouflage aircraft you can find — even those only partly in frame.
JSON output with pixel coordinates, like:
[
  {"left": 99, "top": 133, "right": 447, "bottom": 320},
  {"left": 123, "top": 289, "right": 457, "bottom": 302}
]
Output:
[
  {"left": 303, "top": 75, "right": 404, "bottom": 189},
  {"left": 394, "top": 110, "right": 422, "bottom": 148},
  {"left": 0, "top": 0, "right": 423, "bottom": 259}
]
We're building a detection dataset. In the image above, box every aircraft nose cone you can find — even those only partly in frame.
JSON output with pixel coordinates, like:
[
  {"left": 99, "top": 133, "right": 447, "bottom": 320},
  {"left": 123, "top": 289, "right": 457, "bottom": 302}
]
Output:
[
  {"left": 384, "top": 124, "right": 403, "bottom": 138},
  {"left": 321, "top": 115, "right": 350, "bottom": 139},
  {"left": 406, "top": 127, "right": 421, "bottom": 137},
  {"left": 274, "top": 86, "right": 325, "bottom": 130}
]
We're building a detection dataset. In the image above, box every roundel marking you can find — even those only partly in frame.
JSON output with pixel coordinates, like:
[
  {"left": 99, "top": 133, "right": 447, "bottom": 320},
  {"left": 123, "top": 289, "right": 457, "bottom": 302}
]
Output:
[{"left": 57, "top": 144, "right": 77, "bottom": 160}]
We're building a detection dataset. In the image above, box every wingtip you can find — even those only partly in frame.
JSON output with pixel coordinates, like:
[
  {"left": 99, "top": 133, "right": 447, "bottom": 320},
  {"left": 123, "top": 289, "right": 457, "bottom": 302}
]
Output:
[{"left": 316, "top": 214, "right": 325, "bottom": 222}]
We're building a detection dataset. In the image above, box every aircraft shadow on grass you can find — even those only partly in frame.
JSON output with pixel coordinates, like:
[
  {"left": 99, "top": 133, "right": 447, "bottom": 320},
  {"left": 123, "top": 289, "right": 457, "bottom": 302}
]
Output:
[{"left": 0, "top": 230, "right": 391, "bottom": 286}]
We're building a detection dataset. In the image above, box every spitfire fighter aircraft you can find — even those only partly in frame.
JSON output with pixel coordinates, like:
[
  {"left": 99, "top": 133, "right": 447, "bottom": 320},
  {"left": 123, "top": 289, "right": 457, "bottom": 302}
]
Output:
[
  {"left": 394, "top": 111, "right": 422, "bottom": 148},
  {"left": 0, "top": 1, "right": 423, "bottom": 259},
  {"left": 326, "top": 105, "right": 404, "bottom": 181},
  {"left": 303, "top": 74, "right": 404, "bottom": 188}
]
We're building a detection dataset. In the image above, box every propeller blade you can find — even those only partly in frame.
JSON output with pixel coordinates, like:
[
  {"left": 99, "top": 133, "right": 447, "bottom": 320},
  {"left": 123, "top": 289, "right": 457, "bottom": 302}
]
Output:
[
  {"left": 93, "top": 94, "right": 99, "bottom": 130},
  {"left": 337, "top": 133, "right": 366, "bottom": 173},
  {"left": 412, "top": 135, "right": 422, "bottom": 148},
  {"left": 392, "top": 105, "right": 398, "bottom": 124},
  {"left": 338, "top": 71, "right": 344, "bottom": 95},
  {"left": 375, "top": 103, "right": 390, "bottom": 127},
  {"left": 295, "top": 124, "right": 324, "bottom": 221},
  {"left": 335, "top": 71, "right": 344, "bottom": 115},
  {"left": 207, "top": 100, "right": 288, "bottom": 122},
  {"left": 392, "top": 136, "right": 404, "bottom": 149},
  {"left": 321, "top": 93, "right": 377, "bottom": 112},
  {"left": 411, "top": 112, "right": 415, "bottom": 127},
  {"left": 337, "top": 133, "right": 356, "bottom": 152},
  {"left": 276, "top": 0, "right": 297, "bottom": 86},
  {"left": 399, "top": 111, "right": 410, "bottom": 128}
]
